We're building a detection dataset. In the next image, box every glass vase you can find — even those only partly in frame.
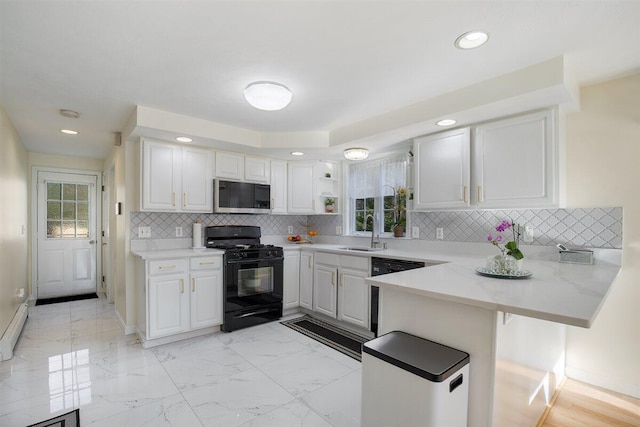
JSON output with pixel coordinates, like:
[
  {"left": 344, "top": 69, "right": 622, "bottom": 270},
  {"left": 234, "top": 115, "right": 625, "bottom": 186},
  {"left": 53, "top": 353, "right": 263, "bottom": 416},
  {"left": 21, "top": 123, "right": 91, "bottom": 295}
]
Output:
[{"left": 487, "top": 254, "right": 519, "bottom": 275}]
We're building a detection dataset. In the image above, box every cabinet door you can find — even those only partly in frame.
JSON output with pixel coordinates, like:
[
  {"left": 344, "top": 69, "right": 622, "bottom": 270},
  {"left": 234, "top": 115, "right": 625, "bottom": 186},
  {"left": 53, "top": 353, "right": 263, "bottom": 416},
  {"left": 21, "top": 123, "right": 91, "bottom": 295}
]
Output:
[
  {"left": 190, "top": 270, "right": 223, "bottom": 329},
  {"left": 288, "top": 162, "right": 316, "bottom": 213},
  {"left": 338, "top": 268, "right": 370, "bottom": 329},
  {"left": 142, "top": 140, "right": 181, "bottom": 211},
  {"left": 283, "top": 251, "right": 300, "bottom": 310},
  {"left": 245, "top": 156, "right": 271, "bottom": 183},
  {"left": 474, "top": 110, "right": 556, "bottom": 208},
  {"left": 148, "top": 273, "right": 189, "bottom": 338},
  {"left": 270, "top": 160, "right": 288, "bottom": 214},
  {"left": 313, "top": 264, "right": 337, "bottom": 318},
  {"left": 414, "top": 128, "right": 471, "bottom": 209},
  {"left": 299, "top": 251, "right": 314, "bottom": 310},
  {"left": 215, "top": 152, "right": 244, "bottom": 180},
  {"left": 182, "top": 147, "right": 213, "bottom": 212}
]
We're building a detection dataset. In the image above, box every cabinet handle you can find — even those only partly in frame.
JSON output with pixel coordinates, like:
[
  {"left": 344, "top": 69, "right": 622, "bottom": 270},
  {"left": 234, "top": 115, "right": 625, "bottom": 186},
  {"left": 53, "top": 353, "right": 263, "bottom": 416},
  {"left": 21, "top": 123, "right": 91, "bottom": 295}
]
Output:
[
  {"left": 192, "top": 277, "right": 195, "bottom": 292},
  {"left": 463, "top": 185, "right": 468, "bottom": 203},
  {"left": 312, "top": 200, "right": 315, "bottom": 211},
  {"left": 159, "top": 265, "right": 176, "bottom": 270},
  {"left": 199, "top": 261, "right": 215, "bottom": 265},
  {"left": 180, "top": 279, "right": 184, "bottom": 293},
  {"left": 477, "top": 185, "right": 482, "bottom": 203},
  {"left": 183, "top": 192, "right": 187, "bottom": 207},
  {"left": 172, "top": 192, "right": 176, "bottom": 207},
  {"left": 308, "top": 257, "right": 312, "bottom": 268},
  {"left": 271, "top": 198, "right": 274, "bottom": 206},
  {"left": 339, "top": 272, "right": 343, "bottom": 287},
  {"left": 331, "top": 272, "right": 335, "bottom": 286}
]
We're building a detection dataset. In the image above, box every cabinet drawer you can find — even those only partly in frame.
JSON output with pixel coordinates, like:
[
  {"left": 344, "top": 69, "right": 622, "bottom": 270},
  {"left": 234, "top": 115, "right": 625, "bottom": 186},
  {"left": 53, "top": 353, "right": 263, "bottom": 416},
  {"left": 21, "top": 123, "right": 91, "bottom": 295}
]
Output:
[
  {"left": 190, "top": 256, "right": 222, "bottom": 270},
  {"left": 340, "top": 255, "right": 369, "bottom": 271},
  {"left": 315, "top": 252, "right": 339, "bottom": 267},
  {"left": 148, "top": 259, "right": 188, "bottom": 275}
]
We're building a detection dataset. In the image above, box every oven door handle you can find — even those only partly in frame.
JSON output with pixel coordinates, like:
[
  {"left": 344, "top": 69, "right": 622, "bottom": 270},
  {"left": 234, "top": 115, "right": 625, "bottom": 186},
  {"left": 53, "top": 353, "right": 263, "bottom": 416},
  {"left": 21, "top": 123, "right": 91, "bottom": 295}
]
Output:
[
  {"left": 235, "top": 308, "right": 277, "bottom": 318},
  {"left": 226, "top": 258, "right": 284, "bottom": 265}
]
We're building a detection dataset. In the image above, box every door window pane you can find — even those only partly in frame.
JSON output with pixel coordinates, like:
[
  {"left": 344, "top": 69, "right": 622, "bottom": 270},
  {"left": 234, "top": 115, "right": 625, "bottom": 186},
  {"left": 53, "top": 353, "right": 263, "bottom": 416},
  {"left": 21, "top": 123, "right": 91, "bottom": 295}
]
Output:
[{"left": 46, "top": 181, "right": 90, "bottom": 239}]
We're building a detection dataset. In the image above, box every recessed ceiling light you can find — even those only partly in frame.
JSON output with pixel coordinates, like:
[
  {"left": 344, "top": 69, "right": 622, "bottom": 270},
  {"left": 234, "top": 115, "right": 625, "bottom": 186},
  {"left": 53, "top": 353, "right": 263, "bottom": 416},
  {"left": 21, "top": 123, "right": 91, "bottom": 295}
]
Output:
[
  {"left": 455, "top": 30, "right": 489, "bottom": 49},
  {"left": 61, "top": 129, "right": 79, "bottom": 135},
  {"left": 290, "top": 151, "right": 304, "bottom": 156},
  {"left": 244, "top": 81, "right": 293, "bottom": 111},
  {"left": 176, "top": 136, "right": 192, "bottom": 143},
  {"left": 436, "top": 119, "right": 457, "bottom": 126}
]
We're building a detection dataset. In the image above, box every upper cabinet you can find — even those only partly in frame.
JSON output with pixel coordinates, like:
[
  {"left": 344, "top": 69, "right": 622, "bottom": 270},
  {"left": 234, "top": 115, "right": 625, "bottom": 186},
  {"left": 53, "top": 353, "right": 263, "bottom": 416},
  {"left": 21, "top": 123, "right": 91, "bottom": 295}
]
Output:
[
  {"left": 414, "top": 127, "right": 471, "bottom": 210},
  {"left": 270, "top": 160, "right": 288, "bottom": 214},
  {"left": 287, "top": 161, "right": 341, "bottom": 214},
  {"left": 473, "top": 109, "right": 556, "bottom": 208},
  {"left": 215, "top": 152, "right": 270, "bottom": 183},
  {"left": 141, "top": 139, "right": 213, "bottom": 212},
  {"left": 414, "top": 109, "right": 558, "bottom": 210}
]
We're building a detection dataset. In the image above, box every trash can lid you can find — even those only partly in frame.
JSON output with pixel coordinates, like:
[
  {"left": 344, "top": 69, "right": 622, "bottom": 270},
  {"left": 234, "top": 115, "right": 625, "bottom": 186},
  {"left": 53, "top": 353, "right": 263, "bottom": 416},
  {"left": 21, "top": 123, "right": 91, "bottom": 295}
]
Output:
[{"left": 363, "top": 331, "right": 470, "bottom": 382}]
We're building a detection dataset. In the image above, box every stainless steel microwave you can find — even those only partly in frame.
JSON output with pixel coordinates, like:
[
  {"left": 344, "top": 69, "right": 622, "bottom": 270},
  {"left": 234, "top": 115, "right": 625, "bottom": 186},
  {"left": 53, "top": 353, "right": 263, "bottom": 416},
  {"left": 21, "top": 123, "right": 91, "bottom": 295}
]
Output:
[{"left": 214, "top": 179, "right": 271, "bottom": 214}]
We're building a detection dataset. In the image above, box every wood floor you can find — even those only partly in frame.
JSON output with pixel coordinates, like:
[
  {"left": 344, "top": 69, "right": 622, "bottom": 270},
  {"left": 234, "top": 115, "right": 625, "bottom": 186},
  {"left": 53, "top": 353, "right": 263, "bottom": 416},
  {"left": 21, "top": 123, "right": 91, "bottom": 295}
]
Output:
[{"left": 541, "top": 379, "right": 640, "bottom": 427}]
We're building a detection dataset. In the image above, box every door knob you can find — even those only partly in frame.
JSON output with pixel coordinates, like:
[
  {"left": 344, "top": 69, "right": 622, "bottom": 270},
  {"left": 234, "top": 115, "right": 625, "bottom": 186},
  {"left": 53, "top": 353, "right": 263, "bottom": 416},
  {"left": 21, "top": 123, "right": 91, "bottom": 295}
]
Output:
[{"left": 89, "top": 240, "right": 96, "bottom": 244}]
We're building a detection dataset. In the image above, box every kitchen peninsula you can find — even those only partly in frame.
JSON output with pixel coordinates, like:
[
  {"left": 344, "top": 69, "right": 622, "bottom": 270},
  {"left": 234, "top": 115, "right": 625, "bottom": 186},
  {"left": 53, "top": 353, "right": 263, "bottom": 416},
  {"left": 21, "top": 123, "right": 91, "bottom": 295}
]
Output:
[{"left": 363, "top": 250, "right": 621, "bottom": 427}]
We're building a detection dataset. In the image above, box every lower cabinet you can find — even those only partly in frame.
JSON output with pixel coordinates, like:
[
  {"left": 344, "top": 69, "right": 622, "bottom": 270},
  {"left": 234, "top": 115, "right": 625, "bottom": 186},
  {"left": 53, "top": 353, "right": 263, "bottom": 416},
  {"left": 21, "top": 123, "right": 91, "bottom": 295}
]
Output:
[
  {"left": 299, "top": 250, "right": 314, "bottom": 310},
  {"left": 313, "top": 252, "right": 370, "bottom": 329},
  {"left": 283, "top": 250, "right": 300, "bottom": 310},
  {"left": 141, "top": 255, "right": 223, "bottom": 342}
]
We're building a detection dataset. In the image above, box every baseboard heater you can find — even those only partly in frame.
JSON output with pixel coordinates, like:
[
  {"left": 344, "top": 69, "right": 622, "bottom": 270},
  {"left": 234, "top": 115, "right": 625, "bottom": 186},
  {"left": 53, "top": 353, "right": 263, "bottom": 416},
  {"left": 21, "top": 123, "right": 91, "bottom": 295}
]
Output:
[{"left": 0, "top": 303, "right": 28, "bottom": 361}]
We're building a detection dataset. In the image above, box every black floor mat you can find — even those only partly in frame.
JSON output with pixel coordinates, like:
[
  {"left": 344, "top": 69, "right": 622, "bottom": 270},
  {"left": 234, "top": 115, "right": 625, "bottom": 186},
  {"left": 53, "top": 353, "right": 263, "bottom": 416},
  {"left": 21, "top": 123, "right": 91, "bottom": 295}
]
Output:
[
  {"left": 36, "top": 292, "right": 98, "bottom": 306},
  {"left": 281, "top": 315, "right": 369, "bottom": 361}
]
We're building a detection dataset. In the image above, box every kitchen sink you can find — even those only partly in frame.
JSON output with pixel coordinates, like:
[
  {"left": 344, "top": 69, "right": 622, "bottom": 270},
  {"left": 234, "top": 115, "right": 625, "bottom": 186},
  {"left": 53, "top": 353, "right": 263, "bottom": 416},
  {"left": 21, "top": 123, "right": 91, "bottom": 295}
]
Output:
[{"left": 339, "top": 247, "right": 385, "bottom": 252}]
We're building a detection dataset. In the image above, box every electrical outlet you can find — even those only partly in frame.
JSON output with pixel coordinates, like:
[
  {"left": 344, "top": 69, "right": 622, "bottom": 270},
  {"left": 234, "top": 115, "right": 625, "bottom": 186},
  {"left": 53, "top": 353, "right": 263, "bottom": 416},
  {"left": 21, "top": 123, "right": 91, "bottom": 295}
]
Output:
[
  {"left": 175, "top": 227, "right": 183, "bottom": 237},
  {"left": 336, "top": 226, "right": 342, "bottom": 235},
  {"left": 436, "top": 228, "right": 444, "bottom": 240},
  {"left": 412, "top": 226, "right": 420, "bottom": 239},
  {"left": 138, "top": 226, "right": 151, "bottom": 238},
  {"left": 523, "top": 225, "right": 534, "bottom": 243},
  {"left": 287, "top": 225, "right": 293, "bottom": 234}
]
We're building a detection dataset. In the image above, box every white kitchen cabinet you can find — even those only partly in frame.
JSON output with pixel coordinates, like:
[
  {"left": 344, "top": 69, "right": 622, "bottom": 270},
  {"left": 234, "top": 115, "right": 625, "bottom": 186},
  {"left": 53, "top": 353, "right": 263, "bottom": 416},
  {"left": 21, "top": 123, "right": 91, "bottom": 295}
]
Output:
[
  {"left": 473, "top": 109, "right": 556, "bottom": 208},
  {"left": 314, "top": 264, "right": 338, "bottom": 318},
  {"left": 283, "top": 250, "right": 300, "bottom": 310},
  {"left": 313, "top": 252, "right": 370, "bottom": 328},
  {"left": 299, "top": 250, "right": 314, "bottom": 310},
  {"left": 215, "top": 151, "right": 245, "bottom": 180},
  {"left": 215, "top": 152, "right": 271, "bottom": 183},
  {"left": 288, "top": 162, "right": 316, "bottom": 213},
  {"left": 270, "top": 160, "right": 288, "bottom": 214},
  {"left": 414, "top": 127, "right": 471, "bottom": 209},
  {"left": 141, "top": 139, "right": 213, "bottom": 212},
  {"left": 141, "top": 140, "right": 181, "bottom": 211},
  {"left": 138, "top": 254, "right": 223, "bottom": 345},
  {"left": 148, "top": 272, "right": 190, "bottom": 338},
  {"left": 337, "top": 256, "right": 370, "bottom": 329}
]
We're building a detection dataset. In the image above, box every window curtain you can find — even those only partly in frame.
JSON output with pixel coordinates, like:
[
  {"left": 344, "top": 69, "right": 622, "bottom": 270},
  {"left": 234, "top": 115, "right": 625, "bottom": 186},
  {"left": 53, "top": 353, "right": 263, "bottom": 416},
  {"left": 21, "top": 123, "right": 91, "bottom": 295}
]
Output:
[{"left": 348, "top": 154, "right": 407, "bottom": 198}]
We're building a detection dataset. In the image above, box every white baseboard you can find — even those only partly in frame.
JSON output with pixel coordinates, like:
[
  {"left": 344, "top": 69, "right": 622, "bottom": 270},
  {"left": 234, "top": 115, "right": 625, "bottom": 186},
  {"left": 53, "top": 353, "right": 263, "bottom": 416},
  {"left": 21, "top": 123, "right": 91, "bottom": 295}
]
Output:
[
  {"left": 115, "top": 308, "right": 137, "bottom": 335},
  {"left": 566, "top": 366, "right": 640, "bottom": 398},
  {"left": 0, "top": 304, "right": 28, "bottom": 361}
]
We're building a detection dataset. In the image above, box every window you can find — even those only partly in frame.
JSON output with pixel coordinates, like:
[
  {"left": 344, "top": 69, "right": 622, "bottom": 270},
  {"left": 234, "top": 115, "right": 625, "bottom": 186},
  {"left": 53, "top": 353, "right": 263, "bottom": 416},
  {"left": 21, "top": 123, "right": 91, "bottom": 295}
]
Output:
[
  {"left": 46, "top": 182, "right": 90, "bottom": 238},
  {"left": 348, "top": 154, "right": 408, "bottom": 235}
]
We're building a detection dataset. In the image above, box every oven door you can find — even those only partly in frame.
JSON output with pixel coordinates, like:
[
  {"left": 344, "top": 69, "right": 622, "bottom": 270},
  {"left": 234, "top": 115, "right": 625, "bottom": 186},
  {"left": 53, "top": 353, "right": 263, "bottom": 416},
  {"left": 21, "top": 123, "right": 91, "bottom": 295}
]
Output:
[{"left": 223, "top": 256, "right": 283, "bottom": 331}]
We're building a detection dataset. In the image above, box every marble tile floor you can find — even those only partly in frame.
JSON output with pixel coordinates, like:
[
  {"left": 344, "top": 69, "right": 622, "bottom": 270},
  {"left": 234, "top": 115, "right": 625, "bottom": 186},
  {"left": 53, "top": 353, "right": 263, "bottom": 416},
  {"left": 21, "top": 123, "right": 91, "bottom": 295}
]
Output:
[{"left": 0, "top": 295, "right": 362, "bottom": 426}]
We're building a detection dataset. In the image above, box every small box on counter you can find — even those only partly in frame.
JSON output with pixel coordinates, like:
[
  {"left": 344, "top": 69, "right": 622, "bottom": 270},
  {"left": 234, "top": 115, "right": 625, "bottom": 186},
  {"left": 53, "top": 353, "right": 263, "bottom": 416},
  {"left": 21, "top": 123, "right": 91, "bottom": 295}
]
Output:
[{"left": 558, "top": 248, "right": 594, "bottom": 265}]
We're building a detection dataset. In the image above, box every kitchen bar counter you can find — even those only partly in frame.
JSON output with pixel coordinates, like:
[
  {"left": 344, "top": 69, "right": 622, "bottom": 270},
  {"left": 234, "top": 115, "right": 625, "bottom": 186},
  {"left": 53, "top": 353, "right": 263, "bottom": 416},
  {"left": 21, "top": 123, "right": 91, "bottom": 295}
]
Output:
[{"left": 132, "top": 247, "right": 224, "bottom": 260}]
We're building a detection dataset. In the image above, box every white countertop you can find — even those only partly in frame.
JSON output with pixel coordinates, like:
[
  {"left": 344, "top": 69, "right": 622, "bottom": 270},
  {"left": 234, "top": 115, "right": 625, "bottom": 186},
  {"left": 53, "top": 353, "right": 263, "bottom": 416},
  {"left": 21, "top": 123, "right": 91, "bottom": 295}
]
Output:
[{"left": 132, "top": 248, "right": 225, "bottom": 260}]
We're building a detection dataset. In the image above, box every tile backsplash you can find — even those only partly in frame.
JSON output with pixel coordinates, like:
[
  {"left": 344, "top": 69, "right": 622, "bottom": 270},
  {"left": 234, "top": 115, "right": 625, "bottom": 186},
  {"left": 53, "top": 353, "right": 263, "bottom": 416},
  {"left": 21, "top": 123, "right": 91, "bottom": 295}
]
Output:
[{"left": 131, "top": 207, "right": 622, "bottom": 249}]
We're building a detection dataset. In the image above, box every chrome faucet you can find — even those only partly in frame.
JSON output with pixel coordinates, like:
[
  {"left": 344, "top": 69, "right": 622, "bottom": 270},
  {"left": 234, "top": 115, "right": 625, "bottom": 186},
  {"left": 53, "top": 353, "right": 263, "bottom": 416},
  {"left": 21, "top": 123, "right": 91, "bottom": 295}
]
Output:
[{"left": 366, "top": 214, "right": 380, "bottom": 248}]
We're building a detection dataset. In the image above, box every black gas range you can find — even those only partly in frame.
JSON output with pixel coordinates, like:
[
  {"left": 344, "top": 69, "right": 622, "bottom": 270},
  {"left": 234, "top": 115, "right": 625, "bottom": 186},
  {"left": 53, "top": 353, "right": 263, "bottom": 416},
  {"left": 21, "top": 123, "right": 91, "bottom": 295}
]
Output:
[{"left": 205, "top": 226, "right": 283, "bottom": 332}]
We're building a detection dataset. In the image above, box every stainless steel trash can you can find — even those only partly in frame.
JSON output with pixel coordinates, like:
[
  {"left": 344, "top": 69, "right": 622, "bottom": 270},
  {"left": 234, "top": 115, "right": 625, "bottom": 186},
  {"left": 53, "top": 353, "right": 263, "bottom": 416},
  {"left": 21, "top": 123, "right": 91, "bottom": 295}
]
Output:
[{"left": 361, "top": 331, "right": 470, "bottom": 427}]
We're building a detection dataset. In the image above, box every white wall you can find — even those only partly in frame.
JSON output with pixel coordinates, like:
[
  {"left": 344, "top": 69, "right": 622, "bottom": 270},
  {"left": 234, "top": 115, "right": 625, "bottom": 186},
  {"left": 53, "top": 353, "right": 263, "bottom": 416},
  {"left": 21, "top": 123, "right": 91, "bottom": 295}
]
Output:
[
  {"left": 565, "top": 73, "right": 640, "bottom": 397},
  {"left": 0, "top": 105, "right": 29, "bottom": 333}
]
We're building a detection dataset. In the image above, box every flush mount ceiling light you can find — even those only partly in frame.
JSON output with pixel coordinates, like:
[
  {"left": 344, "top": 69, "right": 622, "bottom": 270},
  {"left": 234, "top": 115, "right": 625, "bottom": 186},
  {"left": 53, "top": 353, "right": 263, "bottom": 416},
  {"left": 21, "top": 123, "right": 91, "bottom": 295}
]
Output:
[
  {"left": 343, "top": 148, "right": 369, "bottom": 161},
  {"left": 290, "top": 151, "right": 305, "bottom": 156},
  {"left": 455, "top": 30, "right": 489, "bottom": 49},
  {"left": 59, "top": 109, "right": 80, "bottom": 119},
  {"left": 244, "top": 81, "right": 293, "bottom": 111},
  {"left": 436, "top": 119, "right": 457, "bottom": 126},
  {"left": 176, "top": 136, "right": 192, "bottom": 143},
  {"left": 61, "top": 129, "right": 79, "bottom": 135}
]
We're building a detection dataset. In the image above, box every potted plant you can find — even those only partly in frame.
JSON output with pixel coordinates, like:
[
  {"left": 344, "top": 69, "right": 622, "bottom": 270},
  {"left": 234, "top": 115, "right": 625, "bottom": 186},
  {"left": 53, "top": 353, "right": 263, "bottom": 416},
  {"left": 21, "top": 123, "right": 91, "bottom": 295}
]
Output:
[
  {"left": 324, "top": 197, "right": 336, "bottom": 213},
  {"left": 393, "top": 187, "right": 408, "bottom": 237}
]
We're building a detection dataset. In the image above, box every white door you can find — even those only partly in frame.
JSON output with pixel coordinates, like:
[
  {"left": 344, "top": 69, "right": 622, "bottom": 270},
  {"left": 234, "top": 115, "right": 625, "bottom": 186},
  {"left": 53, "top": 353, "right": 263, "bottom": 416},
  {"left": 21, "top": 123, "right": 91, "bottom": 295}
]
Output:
[
  {"left": 182, "top": 146, "right": 213, "bottom": 212},
  {"left": 37, "top": 171, "right": 98, "bottom": 298},
  {"left": 338, "top": 268, "right": 370, "bottom": 329},
  {"left": 313, "top": 265, "right": 337, "bottom": 318},
  {"left": 299, "top": 251, "right": 314, "bottom": 310}
]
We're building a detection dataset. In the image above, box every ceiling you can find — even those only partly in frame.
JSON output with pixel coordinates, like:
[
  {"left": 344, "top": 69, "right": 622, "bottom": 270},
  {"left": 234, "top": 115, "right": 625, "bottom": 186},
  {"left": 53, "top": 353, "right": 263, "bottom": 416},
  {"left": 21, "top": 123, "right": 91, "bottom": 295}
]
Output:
[{"left": 1, "top": 1, "right": 639, "bottom": 160}]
